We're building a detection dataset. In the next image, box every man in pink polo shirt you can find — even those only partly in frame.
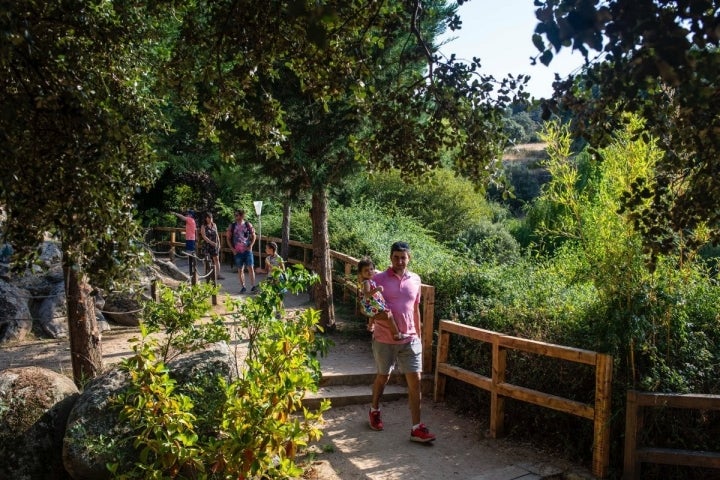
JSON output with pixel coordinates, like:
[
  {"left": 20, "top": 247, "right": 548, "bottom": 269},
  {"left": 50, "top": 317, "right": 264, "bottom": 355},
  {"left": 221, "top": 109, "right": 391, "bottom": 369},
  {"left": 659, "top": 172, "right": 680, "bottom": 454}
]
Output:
[{"left": 367, "top": 241, "right": 436, "bottom": 443}]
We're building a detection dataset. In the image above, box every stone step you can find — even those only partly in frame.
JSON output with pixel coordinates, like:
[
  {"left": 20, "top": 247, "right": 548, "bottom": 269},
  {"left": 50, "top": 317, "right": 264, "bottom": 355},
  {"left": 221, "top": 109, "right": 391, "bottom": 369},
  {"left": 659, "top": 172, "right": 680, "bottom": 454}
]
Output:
[
  {"left": 303, "top": 383, "right": 408, "bottom": 409},
  {"left": 319, "top": 371, "right": 405, "bottom": 387}
]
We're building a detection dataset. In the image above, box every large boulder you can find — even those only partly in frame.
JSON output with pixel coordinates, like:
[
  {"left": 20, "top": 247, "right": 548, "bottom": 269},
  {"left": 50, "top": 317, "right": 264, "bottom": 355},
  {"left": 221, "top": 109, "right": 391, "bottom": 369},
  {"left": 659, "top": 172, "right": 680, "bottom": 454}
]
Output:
[
  {"left": 38, "top": 240, "right": 63, "bottom": 269},
  {"left": 101, "top": 292, "right": 143, "bottom": 327},
  {"left": 63, "top": 342, "right": 237, "bottom": 479},
  {"left": 93, "top": 289, "right": 111, "bottom": 333},
  {"left": 0, "top": 367, "right": 79, "bottom": 480},
  {"left": 0, "top": 279, "right": 32, "bottom": 342},
  {"left": 36, "top": 280, "right": 69, "bottom": 339},
  {"left": 150, "top": 257, "right": 190, "bottom": 284},
  {"left": 62, "top": 368, "right": 133, "bottom": 480}
]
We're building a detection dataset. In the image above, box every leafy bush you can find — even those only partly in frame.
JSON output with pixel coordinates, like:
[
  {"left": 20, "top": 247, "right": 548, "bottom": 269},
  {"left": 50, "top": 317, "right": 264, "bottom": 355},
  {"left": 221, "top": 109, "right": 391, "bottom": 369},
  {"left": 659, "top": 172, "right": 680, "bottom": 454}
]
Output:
[
  {"left": 110, "top": 268, "right": 330, "bottom": 479},
  {"left": 450, "top": 220, "right": 521, "bottom": 265},
  {"left": 341, "top": 168, "right": 496, "bottom": 240}
]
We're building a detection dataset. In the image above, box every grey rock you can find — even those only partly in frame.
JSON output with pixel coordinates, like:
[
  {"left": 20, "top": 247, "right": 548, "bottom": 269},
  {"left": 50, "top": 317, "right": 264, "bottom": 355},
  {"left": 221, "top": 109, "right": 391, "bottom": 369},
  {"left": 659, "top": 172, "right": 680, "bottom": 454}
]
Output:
[
  {"left": 36, "top": 280, "right": 68, "bottom": 339},
  {"left": 0, "top": 367, "right": 79, "bottom": 480},
  {"left": 0, "top": 279, "right": 32, "bottom": 343},
  {"left": 63, "top": 342, "right": 236, "bottom": 479},
  {"left": 151, "top": 257, "right": 190, "bottom": 283},
  {"left": 102, "top": 292, "right": 142, "bottom": 327},
  {"left": 62, "top": 368, "right": 132, "bottom": 480},
  {"left": 38, "top": 241, "right": 63, "bottom": 268}
]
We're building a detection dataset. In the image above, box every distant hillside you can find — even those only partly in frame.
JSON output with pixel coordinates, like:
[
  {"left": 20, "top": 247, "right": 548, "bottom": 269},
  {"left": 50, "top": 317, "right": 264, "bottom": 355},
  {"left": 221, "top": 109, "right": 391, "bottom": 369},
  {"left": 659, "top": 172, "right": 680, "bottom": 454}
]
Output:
[{"left": 489, "top": 143, "right": 551, "bottom": 215}]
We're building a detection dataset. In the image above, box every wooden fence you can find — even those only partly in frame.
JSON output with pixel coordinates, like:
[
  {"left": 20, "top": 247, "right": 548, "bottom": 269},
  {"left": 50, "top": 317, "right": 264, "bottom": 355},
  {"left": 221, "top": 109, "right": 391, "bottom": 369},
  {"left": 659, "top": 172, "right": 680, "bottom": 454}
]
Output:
[
  {"left": 623, "top": 390, "right": 720, "bottom": 479},
  {"left": 433, "top": 320, "right": 613, "bottom": 478},
  {"left": 151, "top": 227, "right": 436, "bottom": 371}
]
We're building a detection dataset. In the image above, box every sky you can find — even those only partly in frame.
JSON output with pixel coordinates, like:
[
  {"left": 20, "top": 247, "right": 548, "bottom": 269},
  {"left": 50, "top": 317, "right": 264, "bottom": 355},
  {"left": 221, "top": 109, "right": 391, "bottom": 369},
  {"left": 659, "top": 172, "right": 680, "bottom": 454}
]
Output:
[{"left": 438, "top": 0, "right": 587, "bottom": 99}]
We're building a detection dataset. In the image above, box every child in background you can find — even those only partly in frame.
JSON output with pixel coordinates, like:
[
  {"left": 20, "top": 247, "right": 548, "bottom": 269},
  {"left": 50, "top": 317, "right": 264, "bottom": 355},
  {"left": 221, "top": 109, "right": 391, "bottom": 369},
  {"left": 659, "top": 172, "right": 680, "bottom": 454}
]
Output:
[
  {"left": 264, "top": 241, "right": 285, "bottom": 276},
  {"left": 357, "top": 257, "right": 408, "bottom": 340}
]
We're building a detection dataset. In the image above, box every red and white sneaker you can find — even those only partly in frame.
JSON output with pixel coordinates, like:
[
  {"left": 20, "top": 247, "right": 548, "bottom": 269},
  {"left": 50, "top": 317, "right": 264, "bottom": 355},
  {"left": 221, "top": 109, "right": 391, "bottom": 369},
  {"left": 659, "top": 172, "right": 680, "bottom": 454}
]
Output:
[
  {"left": 410, "top": 423, "right": 436, "bottom": 442},
  {"left": 369, "top": 409, "right": 384, "bottom": 431}
]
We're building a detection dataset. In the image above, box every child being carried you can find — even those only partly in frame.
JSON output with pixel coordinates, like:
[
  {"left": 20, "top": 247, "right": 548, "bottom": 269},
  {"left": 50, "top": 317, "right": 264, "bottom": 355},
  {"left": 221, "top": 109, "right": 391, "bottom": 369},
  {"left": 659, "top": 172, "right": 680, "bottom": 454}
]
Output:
[{"left": 357, "top": 257, "right": 409, "bottom": 340}]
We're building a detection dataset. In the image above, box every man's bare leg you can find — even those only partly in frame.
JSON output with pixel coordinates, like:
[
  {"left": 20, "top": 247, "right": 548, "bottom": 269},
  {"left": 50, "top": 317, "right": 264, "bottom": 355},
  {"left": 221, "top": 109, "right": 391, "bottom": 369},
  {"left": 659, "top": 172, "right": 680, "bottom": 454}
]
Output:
[
  {"left": 248, "top": 266, "right": 256, "bottom": 289},
  {"left": 405, "top": 372, "right": 422, "bottom": 425},
  {"left": 371, "top": 373, "right": 390, "bottom": 409},
  {"left": 237, "top": 267, "right": 245, "bottom": 289}
]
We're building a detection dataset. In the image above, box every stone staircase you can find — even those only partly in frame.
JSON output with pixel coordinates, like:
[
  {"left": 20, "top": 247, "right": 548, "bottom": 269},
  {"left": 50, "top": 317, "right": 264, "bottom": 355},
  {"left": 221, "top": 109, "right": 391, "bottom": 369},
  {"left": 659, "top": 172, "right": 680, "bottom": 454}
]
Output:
[
  {"left": 303, "top": 371, "right": 410, "bottom": 410},
  {"left": 301, "top": 320, "right": 436, "bottom": 410}
]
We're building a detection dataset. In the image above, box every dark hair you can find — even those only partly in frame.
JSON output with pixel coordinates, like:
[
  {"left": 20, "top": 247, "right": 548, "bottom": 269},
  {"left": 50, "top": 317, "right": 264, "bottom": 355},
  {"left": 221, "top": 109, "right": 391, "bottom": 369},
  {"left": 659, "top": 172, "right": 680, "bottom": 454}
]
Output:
[
  {"left": 186, "top": 209, "right": 195, "bottom": 218},
  {"left": 234, "top": 209, "right": 245, "bottom": 217},
  {"left": 267, "top": 241, "right": 278, "bottom": 252},
  {"left": 357, "top": 256, "right": 375, "bottom": 274},
  {"left": 390, "top": 241, "right": 410, "bottom": 254}
]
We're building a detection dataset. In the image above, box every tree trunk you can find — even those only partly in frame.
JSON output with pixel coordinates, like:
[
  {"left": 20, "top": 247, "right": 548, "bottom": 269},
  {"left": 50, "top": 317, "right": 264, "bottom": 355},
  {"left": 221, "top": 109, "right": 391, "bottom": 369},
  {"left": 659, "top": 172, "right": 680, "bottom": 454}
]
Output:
[
  {"left": 64, "top": 265, "right": 103, "bottom": 385},
  {"left": 281, "top": 199, "right": 291, "bottom": 260},
  {"left": 310, "top": 188, "right": 336, "bottom": 329}
]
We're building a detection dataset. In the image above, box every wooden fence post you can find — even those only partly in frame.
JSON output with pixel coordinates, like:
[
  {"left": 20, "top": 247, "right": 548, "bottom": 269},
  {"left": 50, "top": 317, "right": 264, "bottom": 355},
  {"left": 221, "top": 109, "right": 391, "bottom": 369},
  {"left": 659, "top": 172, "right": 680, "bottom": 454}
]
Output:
[
  {"left": 169, "top": 231, "right": 176, "bottom": 262},
  {"left": 422, "top": 285, "right": 435, "bottom": 374},
  {"left": 344, "top": 262, "right": 352, "bottom": 303},
  {"left": 593, "top": 353, "right": 613, "bottom": 478},
  {"left": 490, "top": 336, "right": 506, "bottom": 437},
  {"left": 623, "top": 390, "right": 640, "bottom": 480},
  {"left": 434, "top": 327, "right": 450, "bottom": 402},
  {"left": 189, "top": 255, "right": 197, "bottom": 285}
]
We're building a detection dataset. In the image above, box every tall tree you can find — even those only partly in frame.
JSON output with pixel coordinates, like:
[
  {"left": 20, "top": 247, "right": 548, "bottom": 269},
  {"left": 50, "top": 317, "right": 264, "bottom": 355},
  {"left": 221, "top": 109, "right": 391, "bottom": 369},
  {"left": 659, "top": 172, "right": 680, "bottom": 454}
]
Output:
[
  {"left": 0, "top": 1, "right": 172, "bottom": 383},
  {"left": 165, "top": 1, "right": 527, "bottom": 327},
  {"left": 533, "top": 0, "right": 720, "bottom": 258}
]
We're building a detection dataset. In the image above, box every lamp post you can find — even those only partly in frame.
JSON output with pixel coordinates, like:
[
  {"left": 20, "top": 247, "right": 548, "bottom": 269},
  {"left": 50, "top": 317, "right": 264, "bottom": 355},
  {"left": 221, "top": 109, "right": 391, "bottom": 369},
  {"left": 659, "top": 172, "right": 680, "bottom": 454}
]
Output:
[{"left": 253, "top": 200, "right": 263, "bottom": 271}]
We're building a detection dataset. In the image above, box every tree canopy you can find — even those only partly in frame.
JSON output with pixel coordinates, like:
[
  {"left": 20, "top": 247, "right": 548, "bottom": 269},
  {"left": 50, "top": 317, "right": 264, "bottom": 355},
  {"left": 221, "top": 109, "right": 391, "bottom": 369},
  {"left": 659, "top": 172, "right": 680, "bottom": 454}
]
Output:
[{"left": 533, "top": 0, "right": 720, "bottom": 258}]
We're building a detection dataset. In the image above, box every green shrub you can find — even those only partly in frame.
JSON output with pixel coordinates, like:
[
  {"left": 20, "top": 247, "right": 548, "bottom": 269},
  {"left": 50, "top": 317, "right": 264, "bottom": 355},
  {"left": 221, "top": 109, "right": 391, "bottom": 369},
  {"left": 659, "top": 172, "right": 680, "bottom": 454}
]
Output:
[
  {"left": 450, "top": 220, "right": 521, "bottom": 265},
  {"left": 110, "top": 268, "right": 330, "bottom": 479},
  {"left": 342, "top": 168, "right": 495, "bottom": 240}
]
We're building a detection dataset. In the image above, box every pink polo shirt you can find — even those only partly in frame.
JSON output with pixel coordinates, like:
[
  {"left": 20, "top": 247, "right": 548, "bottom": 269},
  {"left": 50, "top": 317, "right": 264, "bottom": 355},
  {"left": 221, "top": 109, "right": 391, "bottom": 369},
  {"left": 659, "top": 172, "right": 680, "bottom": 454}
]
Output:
[{"left": 372, "top": 267, "right": 421, "bottom": 344}]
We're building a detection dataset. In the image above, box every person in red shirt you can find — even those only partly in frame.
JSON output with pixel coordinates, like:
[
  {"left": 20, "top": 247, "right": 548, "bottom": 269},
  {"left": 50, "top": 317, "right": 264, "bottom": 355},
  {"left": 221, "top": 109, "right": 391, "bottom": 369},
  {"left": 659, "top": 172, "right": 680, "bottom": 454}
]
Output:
[
  {"left": 367, "top": 242, "right": 436, "bottom": 443},
  {"left": 172, "top": 210, "right": 197, "bottom": 252}
]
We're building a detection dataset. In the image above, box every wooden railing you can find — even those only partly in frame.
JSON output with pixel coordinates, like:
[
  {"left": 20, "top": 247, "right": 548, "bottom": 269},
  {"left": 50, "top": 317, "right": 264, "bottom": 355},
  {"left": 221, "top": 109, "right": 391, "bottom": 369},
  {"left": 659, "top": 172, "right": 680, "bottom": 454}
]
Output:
[
  {"left": 433, "top": 320, "right": 613, "bottom": 478},
  {"left": 623, "top": 390, "right": 720, "bottom": 479},
  {"left": 151, "top": 228, "right": 436, "bottom": 371}
]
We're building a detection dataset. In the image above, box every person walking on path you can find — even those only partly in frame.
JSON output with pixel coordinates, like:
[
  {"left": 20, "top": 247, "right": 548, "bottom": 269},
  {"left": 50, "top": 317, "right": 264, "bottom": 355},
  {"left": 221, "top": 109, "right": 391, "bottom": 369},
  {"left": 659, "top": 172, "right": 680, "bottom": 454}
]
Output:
[
  {"left": 226, "top": 209, "right": 257, "bottom": 293},
  {"left": 357, "top": 256, "right": 409, "bottom": 341},
  {"left": 200, "top": 212, "right": 224, "bottom": 280},
  {"left": 172, "top": 210, "right": 197, "bottom": 253},
  {"left": 368, "top": 241, "right": 436, "bottom": 443}
]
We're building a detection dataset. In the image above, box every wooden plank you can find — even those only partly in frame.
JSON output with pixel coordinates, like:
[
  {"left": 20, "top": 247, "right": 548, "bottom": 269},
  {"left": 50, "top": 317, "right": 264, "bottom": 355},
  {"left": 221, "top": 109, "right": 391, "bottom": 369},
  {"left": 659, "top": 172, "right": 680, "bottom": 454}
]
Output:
[
  {"left": 422, "top": 286, "right": 435, "bottom": 374},
  {"left": 438, "top": 320, "right": 498, "bottom": 343},
  {"left": 330, "top": 249, "right": 358, "bottom": 264},
  {"left": 490, "top": 338, "right": 506, "bottom": 438},
  {"left": 637, "top": 448, "right": 720, "bottom": 468},
  {"left": 592, "top": 353, "right": 612, "bottom": 478},
  {"left": 623, "top": 391, "right": 640, "bottom": 480},
  {"left": 635, "top": 392, "right": 720, "bottom": 410},
  {"left": 436, "top": 363, "right": 493, "bottom": 391},
  {"left": 498, "top": 335, "right": 598, "bottom": 365},
  {"left": 495, "top": 383, "right": 595, "bottom": 420},
  {"left": 434, "top": 331, "right": 450, "bottom": 402}
]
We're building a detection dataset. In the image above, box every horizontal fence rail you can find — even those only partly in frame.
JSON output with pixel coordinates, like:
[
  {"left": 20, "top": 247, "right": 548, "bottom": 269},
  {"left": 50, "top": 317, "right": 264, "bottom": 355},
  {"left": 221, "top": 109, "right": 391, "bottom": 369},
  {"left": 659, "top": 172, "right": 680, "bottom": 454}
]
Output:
[
  {"left": 434, "top": 320, "right": 612, "bottom": 478},
  {"left": 151, "top": 227, "right": 435, "bottom": 371},
  {"left": 623, "top": 390, "right": 720, "bottom": 479}
]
